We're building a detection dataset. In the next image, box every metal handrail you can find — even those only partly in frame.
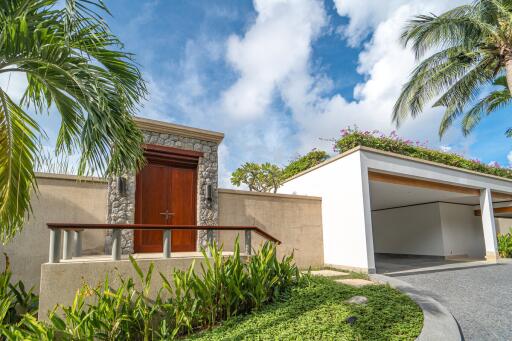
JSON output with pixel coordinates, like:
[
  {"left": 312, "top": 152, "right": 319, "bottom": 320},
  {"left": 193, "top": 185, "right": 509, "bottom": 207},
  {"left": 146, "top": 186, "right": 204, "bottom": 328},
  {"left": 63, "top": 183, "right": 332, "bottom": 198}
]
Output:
[{"left": 46, "top": 223, "right": 281, "bottom": 263}]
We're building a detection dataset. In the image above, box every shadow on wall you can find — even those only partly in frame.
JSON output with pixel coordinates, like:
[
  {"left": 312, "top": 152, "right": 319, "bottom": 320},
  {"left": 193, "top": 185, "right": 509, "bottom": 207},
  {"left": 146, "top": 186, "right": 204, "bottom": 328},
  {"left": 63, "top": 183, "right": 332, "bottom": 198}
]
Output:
[
  {"left": 0, "top": 176, "right": 108, "bottom": 290},
  {"left": 217, "top": 189, "right": 324, "bottom": 269}
]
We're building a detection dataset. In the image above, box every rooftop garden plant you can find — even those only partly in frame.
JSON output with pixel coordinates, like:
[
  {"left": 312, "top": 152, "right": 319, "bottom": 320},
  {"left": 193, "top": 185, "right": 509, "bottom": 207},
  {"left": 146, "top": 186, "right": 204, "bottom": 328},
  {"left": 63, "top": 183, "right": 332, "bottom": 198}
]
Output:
[{"left": 335, "top": 128, "right": 512, "bottom": 180}]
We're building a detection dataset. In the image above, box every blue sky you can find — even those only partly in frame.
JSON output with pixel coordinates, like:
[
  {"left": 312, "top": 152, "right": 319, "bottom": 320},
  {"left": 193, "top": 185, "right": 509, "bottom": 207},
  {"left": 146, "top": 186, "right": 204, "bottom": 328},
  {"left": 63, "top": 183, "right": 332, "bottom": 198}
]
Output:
[{"left": 3, "top": 0, "right": 512, "bottom": 185}]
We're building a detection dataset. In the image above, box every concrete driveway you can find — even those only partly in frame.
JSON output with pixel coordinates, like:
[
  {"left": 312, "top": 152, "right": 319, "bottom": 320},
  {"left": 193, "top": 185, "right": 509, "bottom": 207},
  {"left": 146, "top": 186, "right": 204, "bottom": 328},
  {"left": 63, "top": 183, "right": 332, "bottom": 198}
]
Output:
[{"left": 386, "top": 259, "right": 512, "bottom": 341}]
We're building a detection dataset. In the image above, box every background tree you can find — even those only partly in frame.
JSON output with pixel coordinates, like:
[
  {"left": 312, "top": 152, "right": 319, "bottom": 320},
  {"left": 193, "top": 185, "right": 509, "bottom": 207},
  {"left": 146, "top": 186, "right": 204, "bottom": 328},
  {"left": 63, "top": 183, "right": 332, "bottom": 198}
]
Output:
[
  {"left": 231, "top": 162, "right": 283, "bottom": 193},
  {"left": 393, "top": 0, "right": 512, "bottom": 137},
  {"left": 282, "top": 149, "right": 329, "bottom": 180},
  {"left": 231, "top": 163, "right": 263, "bottom": 192},
  {"left": 260, "top": 163, "right": 283, "bottom": 193},
  {"left": 0, "top": 0, "right": 146, "bottom": 243}
]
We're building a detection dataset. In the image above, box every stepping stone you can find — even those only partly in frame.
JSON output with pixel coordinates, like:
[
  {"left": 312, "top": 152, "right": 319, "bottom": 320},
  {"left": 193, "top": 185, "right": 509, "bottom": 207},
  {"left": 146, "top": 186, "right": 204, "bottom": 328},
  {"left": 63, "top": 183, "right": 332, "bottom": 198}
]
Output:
[
  {"left": 345, "top": 295, "right": 368, "bottom": 305},
  {"left": 336, "top": 278, "right": 375, "bottom": 287},
  {"left": 307, "top": 269, "right": 349, "bottom": 277}
]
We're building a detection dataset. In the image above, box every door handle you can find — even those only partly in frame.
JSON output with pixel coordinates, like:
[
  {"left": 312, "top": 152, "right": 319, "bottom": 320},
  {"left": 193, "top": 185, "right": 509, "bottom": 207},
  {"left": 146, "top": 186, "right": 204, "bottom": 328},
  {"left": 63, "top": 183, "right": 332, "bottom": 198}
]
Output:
[{"left": 160, "top": 210, "right": 175, "bottom": 223}]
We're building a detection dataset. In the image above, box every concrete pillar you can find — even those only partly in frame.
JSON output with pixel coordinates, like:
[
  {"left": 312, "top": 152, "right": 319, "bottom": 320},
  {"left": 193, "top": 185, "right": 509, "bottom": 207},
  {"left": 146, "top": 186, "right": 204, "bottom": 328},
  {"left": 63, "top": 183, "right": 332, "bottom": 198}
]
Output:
[
  {"left": 245, "top": 230, "right": 252, "bottom": 255},
  {"left": 163, "top": 229, "right": 171, "bottom": 259},
  {"left": 48, "top": 229, "right": 61, "bottom": 263},
  {"left": 62, "top": 231, "right": 72, "bottom": 260},
  {"left": 360, "top": 164, "right": 376, "bottom": 273},
  {"left": 480, "top": 188, "right": 498, "bottom": 261},
  {"left": 74, "top": 231, "right": 82, "bottom": 257},
  {"left": 112, "top": 229, "right": 122, "bottom": 261}
]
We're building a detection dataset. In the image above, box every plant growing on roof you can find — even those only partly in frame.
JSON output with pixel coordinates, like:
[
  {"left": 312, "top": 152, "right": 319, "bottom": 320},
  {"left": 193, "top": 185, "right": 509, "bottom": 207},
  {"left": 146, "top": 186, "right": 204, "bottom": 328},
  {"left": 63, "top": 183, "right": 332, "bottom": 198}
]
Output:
[
  {"left": 393, "top": 0, "right": 512, "bottom": 137},
  {"left": 0, "top": 0, "right": 147, "bottom": 243},
  {"left": 282, "top": 149, "right": 330, "bottom": 180},
  {"left": 335, "top": 128, "right": 512, "bottom": 179}
]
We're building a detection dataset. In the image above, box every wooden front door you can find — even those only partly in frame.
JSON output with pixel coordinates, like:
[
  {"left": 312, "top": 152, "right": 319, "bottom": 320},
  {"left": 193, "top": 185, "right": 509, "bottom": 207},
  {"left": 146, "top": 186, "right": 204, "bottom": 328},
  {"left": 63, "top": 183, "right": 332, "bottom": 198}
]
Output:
[{"left": 134, "top": 146, "right": 199, "bottom": 253}]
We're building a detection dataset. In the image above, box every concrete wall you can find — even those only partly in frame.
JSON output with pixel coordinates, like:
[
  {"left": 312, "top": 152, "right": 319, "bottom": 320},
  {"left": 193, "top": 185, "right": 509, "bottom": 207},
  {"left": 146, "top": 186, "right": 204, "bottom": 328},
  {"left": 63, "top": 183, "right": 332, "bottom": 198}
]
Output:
[
  {"left": 0, "top": 173, "right": 108, "bottom": 289},
  {"left": 496, "top": 218, "right": 512, "bottom": 234},
  {"left": 279, "top": 151, "right": 375, "bottom": 272},
  {"left": 218, "top": 189, "right": 323, "bottom": 269},
  {"left": 372, "top": 202, "right": 485, "bottom": 258},
  {"left": 39, "top": 256, "right": 245, "bottom": 320},
  {"left": 372, "top": 203, "right": 444, "bottom": 256},
  {"left": 439, "top": 203, "right": 485, "bottom": 258}
]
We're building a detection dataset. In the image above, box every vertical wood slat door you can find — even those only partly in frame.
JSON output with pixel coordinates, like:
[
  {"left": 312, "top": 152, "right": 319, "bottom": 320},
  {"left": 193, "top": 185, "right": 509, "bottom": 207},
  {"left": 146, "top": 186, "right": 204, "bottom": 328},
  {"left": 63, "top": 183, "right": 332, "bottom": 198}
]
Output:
[
  {"left": 134, "top": 163, "right": 197, "bottom": 253},
  {"left": 170, "top": 167, "right": 197, "bottom": 252}
]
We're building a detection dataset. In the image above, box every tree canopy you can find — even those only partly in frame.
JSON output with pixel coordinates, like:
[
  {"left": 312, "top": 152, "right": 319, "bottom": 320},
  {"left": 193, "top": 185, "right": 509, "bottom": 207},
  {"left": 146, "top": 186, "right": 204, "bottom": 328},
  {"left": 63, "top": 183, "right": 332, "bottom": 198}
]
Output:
[
  {"left": 394, "top": 0, "right": 512, "bottom": 137},
  {"left": 231, "top": 150, "right": 330, "bottom": 193},
  {"left": 0, "top": 0, "right": 146, "bottom": 243}
]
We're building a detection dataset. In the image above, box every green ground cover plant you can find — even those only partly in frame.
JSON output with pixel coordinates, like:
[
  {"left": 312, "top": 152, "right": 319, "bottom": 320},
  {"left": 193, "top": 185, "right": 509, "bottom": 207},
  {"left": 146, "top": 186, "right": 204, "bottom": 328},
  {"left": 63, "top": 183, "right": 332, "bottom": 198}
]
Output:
[
  {"left": 0, "top": 241, "right": 303, "bottom": 340},
  {"left": 189, "top": 276, "right": 423, "bottom": 341},
  {"left": 336, "top": 128, "right": 512, "bottom": 179},
  {"left": 498, "top": 228, "right": 512, "bottom": 258}
]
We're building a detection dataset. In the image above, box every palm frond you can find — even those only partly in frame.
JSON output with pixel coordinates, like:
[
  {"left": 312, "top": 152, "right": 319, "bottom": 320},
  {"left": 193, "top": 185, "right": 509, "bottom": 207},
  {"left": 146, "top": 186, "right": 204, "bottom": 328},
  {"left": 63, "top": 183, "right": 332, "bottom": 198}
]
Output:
[
  {"left": 401, "top": 5, "right": 496, "bottom": 59},
  {"left": 0, "top": 88, "right": 40, "bottom": 243},
  {"left": 0, "top": 0, "right": 146, "bottom": 242}
]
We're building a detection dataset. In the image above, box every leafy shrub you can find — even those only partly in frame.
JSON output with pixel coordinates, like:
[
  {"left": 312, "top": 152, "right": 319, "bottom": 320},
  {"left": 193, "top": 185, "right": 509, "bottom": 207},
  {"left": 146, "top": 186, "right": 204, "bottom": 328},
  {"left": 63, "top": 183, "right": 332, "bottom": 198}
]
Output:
[
  {"left": 0, "top": 255, "right": 39, "bottom": 327},
  {"left": 0, "top": 241, "right": 304, "bottom": 340},
  {"left": 335, "top": 128, "right": 512, "bottom": 179},
  {"left": 282, "top": 149, "right": 330, "bottom": 180},
  {"left": 498, "top": 229, "right": 512, "bottom": 258}
]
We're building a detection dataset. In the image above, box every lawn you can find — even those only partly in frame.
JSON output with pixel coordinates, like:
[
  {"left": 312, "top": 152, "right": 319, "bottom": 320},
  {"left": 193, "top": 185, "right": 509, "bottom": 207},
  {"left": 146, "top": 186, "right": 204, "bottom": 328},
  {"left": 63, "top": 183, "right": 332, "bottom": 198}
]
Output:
[{"left": 187, "top": 275, "right": 423, "bottom": 341}]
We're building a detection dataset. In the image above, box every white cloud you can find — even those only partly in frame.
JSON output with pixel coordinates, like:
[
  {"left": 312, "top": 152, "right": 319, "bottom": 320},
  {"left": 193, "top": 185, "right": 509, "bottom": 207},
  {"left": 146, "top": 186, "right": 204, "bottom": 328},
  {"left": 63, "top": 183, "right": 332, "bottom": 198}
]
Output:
[
  {"left": 218, "top": 0, "right": 475, "bottom": 161},
  {"left": 140, "top": 0, "right": 480, "bottom": 184},
  {"left": 507, "top": 151, "right": 512, "bottom": 166},
  {"left": 222, "top": 0, "right": 326, "bottom": 120}
]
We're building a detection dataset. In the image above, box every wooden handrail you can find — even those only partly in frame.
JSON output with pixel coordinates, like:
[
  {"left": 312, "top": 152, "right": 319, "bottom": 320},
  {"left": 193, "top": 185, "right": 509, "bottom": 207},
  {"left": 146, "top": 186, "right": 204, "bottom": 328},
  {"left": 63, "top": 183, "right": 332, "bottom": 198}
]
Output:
[{"left": 47, "top": 223, "right": 281, "bottom": 244}]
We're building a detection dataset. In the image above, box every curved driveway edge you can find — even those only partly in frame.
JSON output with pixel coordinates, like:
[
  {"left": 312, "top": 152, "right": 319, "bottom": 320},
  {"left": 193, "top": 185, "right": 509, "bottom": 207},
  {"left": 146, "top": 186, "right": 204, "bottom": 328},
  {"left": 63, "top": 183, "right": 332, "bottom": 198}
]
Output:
[{"left": 370, "top": 274, "right": 462, "bottom": 341}]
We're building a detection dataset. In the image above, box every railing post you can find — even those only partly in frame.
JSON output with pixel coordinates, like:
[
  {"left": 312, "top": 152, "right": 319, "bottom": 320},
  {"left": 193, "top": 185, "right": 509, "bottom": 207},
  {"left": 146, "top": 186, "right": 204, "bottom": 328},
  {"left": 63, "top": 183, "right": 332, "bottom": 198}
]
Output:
[
  {"left": 244, "top": 229, "right": 252, "bottom": 255},
  {"left": 74, "top": 231, "right": 82, "bottom": 257},
  {"left": 207, "top": 230, "right": 214, "bottom": 246},
  {"left": 163, "top": 229, "right": 171, "bottom": 259},
  {"left": 112, "top": 229, "right": 121, "bottom": 261},
  {"left": 62, "top": 230, "right": 72, "bottom": 260},
  {"left": 49, "top": 228, "right": 62, "bottom": 263}
]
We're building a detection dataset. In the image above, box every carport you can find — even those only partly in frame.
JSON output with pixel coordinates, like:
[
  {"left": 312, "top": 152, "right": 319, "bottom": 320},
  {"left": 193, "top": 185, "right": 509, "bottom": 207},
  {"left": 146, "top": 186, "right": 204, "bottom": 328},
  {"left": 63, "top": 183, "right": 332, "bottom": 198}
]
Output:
[
  {"left": 280, "top": 146, "right": 512, "bottom": 273},
  {"left": 368, "top": 171, "right": 503, "bottom": 273}
]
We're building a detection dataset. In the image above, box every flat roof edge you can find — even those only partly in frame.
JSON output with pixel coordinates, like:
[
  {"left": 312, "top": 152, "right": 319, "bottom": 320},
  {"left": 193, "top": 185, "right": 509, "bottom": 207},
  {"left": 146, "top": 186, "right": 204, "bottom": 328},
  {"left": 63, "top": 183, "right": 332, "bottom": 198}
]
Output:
[
  {"left": 282, "top": 145, "right": 512, "bottom": 185},
  {"left": 219, "top": 188, "right": 322, "bottom": 201},
  {"left": 134, "top": 116, "right": 224, "bottom": 143}
]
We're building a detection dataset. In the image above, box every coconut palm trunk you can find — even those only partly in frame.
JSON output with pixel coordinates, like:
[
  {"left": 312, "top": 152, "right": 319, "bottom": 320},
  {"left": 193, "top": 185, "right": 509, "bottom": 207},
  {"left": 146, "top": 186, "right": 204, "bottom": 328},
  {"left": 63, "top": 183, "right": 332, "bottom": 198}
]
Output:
[{"left": 505, "top": 59, "right": 512, "bottom": 96}]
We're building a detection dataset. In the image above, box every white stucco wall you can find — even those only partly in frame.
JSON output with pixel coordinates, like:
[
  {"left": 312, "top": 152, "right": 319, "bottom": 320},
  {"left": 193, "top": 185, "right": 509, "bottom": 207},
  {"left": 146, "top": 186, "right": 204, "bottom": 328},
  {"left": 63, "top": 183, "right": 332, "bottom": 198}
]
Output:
[
  {"left": 439, "top": 203, "right": 485, "bottom": 258},
  {"left": 372, "top": 202, "right": 485, "bottom": 258},
  {"left": 279, "top": 151, "right": 375, "bottom": 272},
  {"left": 372, "top": 203, "right": 444, "bottom": 256}
]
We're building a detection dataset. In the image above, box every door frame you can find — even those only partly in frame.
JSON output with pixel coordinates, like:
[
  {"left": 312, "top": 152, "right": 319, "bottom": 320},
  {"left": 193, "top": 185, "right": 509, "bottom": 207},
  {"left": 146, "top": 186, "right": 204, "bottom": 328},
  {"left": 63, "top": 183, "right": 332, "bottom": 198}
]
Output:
[{"left": 134, "top": 144, "right": 203, "bottom": 252}]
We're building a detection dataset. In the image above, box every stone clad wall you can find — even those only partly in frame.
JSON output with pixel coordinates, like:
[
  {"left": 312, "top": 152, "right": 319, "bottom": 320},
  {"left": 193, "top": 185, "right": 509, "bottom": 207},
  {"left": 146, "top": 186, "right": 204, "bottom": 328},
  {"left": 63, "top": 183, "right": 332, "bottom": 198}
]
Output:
[{"left": 106, "top": 129, "right": 220, "bottom": 253}]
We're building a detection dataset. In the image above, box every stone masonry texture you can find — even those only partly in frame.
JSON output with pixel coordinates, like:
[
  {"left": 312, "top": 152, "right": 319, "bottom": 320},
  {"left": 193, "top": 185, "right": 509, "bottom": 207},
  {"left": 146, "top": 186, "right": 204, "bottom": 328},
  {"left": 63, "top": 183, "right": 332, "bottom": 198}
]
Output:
[{"left": 106, "top": 130, "right": 219, "bottom": 254}]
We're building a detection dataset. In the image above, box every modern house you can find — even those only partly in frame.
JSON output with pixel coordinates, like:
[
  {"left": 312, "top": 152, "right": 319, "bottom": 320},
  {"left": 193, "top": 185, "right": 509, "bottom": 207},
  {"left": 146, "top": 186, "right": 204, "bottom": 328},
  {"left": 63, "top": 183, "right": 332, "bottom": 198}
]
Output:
[
  {"left": 1, "top": 116, "right": 511, "bottom": 316},
  {"left": 280, "top": 146, "right": 512, "bottom": 273}
]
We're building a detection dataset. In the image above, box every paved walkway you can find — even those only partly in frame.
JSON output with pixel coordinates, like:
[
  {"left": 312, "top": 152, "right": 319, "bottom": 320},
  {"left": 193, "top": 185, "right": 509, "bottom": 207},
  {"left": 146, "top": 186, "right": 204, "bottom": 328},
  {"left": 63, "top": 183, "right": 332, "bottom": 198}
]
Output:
[{"left": 393, "top": 260, "right": 512, "bottom": 341}]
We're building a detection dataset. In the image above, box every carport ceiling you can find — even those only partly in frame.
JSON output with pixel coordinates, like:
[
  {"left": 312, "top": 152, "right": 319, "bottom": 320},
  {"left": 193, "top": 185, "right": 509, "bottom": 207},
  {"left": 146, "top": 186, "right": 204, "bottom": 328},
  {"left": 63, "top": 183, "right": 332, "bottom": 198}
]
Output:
[{"left": 369, "top": 180, "right": 480, "bottom": 210}]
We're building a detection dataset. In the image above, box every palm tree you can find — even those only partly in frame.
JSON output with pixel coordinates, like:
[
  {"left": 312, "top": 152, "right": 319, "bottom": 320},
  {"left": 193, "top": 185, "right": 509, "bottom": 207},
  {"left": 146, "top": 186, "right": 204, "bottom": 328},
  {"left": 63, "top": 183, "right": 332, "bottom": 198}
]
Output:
[
  {"left": 393, "top": 0, "right": 512, "bottom": 137},
  {"left": 458, "top": 76, "right": 512, "bottom": 135},
  {"left": 0, "top": 0, "right": 147, "bottom": 243}
]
